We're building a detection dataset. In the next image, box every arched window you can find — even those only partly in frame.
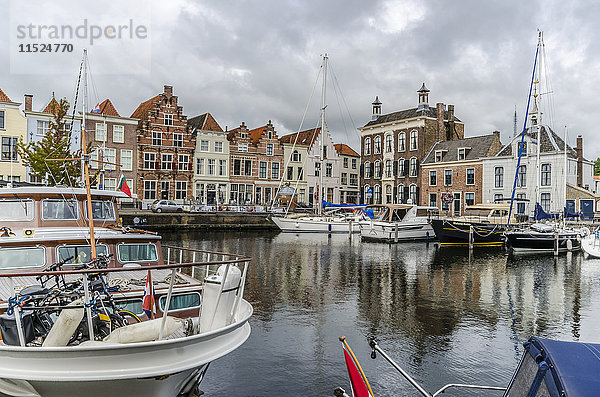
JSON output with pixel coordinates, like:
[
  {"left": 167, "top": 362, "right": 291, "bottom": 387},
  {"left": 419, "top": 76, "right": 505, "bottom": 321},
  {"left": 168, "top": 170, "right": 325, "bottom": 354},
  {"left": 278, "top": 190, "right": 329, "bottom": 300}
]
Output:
[
  {"left": 364, "top": 138, "right": 371, "bottom": 155},
  {"left": 385, "top": 185, "right": 392, "bottom": 204},
  {"left": 398, "top": 158, "right": 405, "bottom": 177},
  {"left": 397, "top": 184, "right": 405, "bottom": 203},
  {"left": 385, "top": 160, "right": 392, "bottom": 178},
  {"left": 409, "top": 184, "right": 418, "bottom": 204},
  {"left": 385, "top": 134, "right": 393, "bottom": 153},
  {"left": 364, "top": 161, "right": 371, "bottom": 178},
  {"left": 410, "top": 130, "right": 418, "bottom": 150},
  {"left": 398, "top": 132, "right": 406, "bottom": 152},
  {"left": 374, "top": 136, "right": 381, "bottom": 154},
  {"left": 364, "top": 184, "right": 371, "bottom": 204},
  {"left": 374, "top": 160, "right": 381, "bottom": 178},
  {"left": 292, "top": 150, "right": 301, "bottom": 162},
  {"left": 409, "top": 157, "right": 418, "bottom": 176},
  {"left": 374, "top": 185, "right": 381, "bottom": 204}
]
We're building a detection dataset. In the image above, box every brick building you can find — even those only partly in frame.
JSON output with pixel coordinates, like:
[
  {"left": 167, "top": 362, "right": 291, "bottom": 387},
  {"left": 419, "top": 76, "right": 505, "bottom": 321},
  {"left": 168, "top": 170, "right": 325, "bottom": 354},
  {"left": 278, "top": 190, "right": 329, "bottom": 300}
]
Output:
[
  {"left": 84, "top": 99, "right": 138, "bottom": 196},
  {"left": 131, "top": 85, "right": 194, "bottom": 206},
  {"left": 420, "top": 132, "right": 502, "bottom": 215},
  {"left": 227, "top": 120, "right": 283, "bottom": 205},
  {"left": 358, "top": 84, "right": 464, "bottom": 205}
]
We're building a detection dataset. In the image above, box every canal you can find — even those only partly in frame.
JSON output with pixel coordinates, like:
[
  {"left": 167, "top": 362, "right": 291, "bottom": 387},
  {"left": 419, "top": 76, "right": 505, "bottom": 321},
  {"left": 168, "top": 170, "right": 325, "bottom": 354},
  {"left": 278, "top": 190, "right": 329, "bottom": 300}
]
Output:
[{"left": 162, "top": 230, "right": 600, "bottom": 396}]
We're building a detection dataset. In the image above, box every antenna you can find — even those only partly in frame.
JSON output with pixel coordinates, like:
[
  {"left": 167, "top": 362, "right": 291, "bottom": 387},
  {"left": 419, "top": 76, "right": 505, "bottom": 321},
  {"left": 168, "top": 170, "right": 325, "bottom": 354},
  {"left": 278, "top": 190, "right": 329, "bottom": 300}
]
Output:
[{"left": 513, "top": 106, "right": 517, "bottom": 137}]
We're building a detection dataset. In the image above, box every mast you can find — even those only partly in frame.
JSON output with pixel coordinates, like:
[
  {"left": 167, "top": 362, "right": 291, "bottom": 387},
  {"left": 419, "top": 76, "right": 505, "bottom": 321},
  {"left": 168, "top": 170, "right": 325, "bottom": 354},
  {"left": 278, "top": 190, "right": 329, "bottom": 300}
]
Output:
[
  {"left": 534, "top": 32, "right": 543, "bottom": 208},
  {"left": 81, "top": 49, "right": 97, "bottom": 259},
  {"left": 564, "top": 126, "right": 568, "bottom": 211},
  {"left": 318, "top": 53, "right": 328, "bottom": 215}
]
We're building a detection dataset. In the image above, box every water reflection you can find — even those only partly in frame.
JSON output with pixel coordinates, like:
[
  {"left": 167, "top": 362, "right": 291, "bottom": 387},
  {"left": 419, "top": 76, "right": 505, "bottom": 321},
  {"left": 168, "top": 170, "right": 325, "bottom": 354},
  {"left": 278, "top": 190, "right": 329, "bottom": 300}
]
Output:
[{"left": 161, "top": 231, "right": 600, "bottom": 396}]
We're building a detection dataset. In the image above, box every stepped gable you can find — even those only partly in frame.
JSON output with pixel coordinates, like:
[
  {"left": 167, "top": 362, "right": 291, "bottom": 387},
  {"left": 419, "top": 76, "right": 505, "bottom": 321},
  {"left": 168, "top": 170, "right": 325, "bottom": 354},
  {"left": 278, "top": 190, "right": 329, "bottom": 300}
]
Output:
[
  {"left": 279, "top": 127, "right": 321, "bottom": 146},
  {"left": 423, "top": 134, "right": 499, "bottom": 163},
  {"left": 497, "top": 126, "right": 578, "bottom": 158},
  {"left": 334, "top": 143, "right": 359, "bottom": 157},
  {"left": 363, "top": 107, "right": 461, "bottom": 128},
  {"left": 0, "top": 88, "right": 11, "bottom": 103},
  {"left": 187, "top": 113, "right": 223, "bottom": 132}
]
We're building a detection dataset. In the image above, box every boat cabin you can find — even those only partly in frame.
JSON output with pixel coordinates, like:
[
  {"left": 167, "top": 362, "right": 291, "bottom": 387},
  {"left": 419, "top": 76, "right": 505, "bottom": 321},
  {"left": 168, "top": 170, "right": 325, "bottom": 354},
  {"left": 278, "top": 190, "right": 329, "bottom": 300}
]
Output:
[
  {"left": 366, "top": 204, "right": 439, "bottom": 223},
  {"left": 460, "top": 203, "right": 521, "bottom": 224}
]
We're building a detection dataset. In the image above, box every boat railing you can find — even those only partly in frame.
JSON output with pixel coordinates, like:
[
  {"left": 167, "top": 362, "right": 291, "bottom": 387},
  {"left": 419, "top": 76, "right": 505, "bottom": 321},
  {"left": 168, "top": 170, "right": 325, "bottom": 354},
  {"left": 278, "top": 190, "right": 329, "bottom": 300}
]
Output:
[
  {"left": 0, "top": 249, "right": 251, "bottom": 347},
  {"left": 368, "top": 338, "right": 506, "bottom": 397}
]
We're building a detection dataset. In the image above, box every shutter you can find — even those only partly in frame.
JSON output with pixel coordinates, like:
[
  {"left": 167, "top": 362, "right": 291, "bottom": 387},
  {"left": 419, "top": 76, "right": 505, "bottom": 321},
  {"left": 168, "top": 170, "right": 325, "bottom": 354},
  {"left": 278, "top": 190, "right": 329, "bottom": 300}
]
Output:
[
  {"left": 403, "top": 159, "right": 409, "bottom": 176},
  {"left": 416, "top": 186, "right": 420, "bottom": 205},
  {"left": 393, "top": 186, "right": 397, "bottom": 203},
  {"left": 370, "top": 163, "right": 374, "bottom": 177},
  {"left": 379, "top": 162, "right": 383, "bottom": 177},
  {"left": 415, "top": 159, "right": 419, "bottom": 174},
  {"left": 393, "top": 161, "right": 398, "bottom": 176},
  {"left": 360, "top": 164, "right": 364, "bottom": 177},
  {"left": 403, "top": 186, "right": 409, "bottom": 203},
  {"left": 155, "top": 159, "right": 160, "bottom": 170}
]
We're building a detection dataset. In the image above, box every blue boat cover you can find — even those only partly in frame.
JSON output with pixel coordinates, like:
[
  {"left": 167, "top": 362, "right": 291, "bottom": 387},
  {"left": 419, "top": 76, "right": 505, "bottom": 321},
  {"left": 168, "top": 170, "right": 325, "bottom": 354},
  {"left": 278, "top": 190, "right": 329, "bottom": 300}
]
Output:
[
  {"left": 322, "top": 200, "right": 365, "bottom": 209},
  {"left": 526, "top": 336, "right": 600, "bottom": 396},
  {"left": 534, "top": 203, "right": 560, "bottom": 221}
]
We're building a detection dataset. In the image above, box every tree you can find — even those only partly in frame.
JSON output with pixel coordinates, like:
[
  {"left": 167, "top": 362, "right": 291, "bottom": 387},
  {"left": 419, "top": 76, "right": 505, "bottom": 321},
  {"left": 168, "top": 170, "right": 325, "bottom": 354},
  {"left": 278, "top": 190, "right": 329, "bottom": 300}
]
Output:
[
  {"left": 595, "top": 157, "right": 600, "bottom": 176},
  {"left": 18, "top": 98, "right": 90, "bottom": 186}
]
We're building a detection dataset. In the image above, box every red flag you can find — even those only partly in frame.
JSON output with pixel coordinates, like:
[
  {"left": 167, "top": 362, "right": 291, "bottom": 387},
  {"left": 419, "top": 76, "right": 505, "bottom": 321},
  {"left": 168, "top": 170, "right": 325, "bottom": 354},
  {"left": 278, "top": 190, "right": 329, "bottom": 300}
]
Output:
[
  {"left": 142, "top": 270, "right": 156, "bottom": 319},
  {"left": 343, "top": 347, "right": 370, "bottom": 397}
]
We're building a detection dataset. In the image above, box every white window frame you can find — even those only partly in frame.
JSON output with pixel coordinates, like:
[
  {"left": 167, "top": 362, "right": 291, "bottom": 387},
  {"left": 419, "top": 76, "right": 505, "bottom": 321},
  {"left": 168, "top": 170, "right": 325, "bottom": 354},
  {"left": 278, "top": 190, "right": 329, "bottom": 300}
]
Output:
[
  {"left": 121, "top": 149, "right": 133, "bottom": 171},
  {"left": 112, "top": 125, "right": 124, "bottom": 143}
]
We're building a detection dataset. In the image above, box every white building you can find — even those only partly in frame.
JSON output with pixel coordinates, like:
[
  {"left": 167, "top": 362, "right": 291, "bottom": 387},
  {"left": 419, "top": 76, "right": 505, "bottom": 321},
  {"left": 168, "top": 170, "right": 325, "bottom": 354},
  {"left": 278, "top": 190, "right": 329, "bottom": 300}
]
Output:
[
  {"left": 188, "top": 113, "right": 229, "bottom": 206},
  {"left": 482, "top": 125, "right": 594, "bottom": 217}
]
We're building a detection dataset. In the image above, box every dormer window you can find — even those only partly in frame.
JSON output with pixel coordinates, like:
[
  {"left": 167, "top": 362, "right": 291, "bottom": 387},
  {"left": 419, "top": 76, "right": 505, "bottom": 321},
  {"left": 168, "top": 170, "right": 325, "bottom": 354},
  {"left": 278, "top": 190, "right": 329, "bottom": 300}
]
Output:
[
  {"left": 518, "top": 141, "right": 528, "bottom": 157},
  {"left": 435, "top": 151, "right": 443, "bottom": 162},
  {"left": 458, "top": 148, "right": 466, "bottom": 160}
]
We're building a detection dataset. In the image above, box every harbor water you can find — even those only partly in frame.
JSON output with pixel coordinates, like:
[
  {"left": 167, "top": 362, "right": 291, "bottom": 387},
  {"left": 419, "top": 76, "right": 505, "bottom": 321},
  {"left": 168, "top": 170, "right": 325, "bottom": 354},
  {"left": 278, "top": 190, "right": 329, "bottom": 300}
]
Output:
[{"left": 162, "top": 230, "right": 600, "bottom": 396}]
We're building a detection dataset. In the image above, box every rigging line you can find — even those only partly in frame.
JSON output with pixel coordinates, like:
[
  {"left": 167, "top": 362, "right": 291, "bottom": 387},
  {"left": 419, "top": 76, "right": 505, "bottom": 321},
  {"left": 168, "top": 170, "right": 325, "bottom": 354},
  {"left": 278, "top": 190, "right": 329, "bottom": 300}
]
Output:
[
  {"left": 540, "top": 41, "right": 556, "bottom": 131},
  {"left": 327, "top": 62, "right": 349, "bottom": 140},
  {"left": 328, "top": 60, "right": 360, "bottom": 141},
  {"left": 270, "top": 64, "right": 322, "bottom": 213},
  {"left": 86, "top": 54, "right": 102, "bottom": 111},
  {"left": 508, "top": 39, "right": 540, "bottom": 226}
]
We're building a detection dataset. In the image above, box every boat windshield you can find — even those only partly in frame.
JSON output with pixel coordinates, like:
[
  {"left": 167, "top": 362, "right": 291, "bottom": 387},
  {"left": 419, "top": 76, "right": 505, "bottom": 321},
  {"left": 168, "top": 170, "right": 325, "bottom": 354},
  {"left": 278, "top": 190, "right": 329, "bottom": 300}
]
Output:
[
  {"left": 42, "top": 199, "right": 78, "bottom": 220},
  {"left": 391, "top": 209, "right": 408, "bottom": 222},
  {"left": 0, "top": 246, "right": 45, "bottom": 269},
  {"left": 57, "top": 244, "right": 109, "bottom": 264},
  {"left": 118, "top": 243, "right": 158, "bottom": 263},
  {"left": 0, "top": 199, "right": 34, "bottom": 221},
  {"left": 84, "top": 200, "right": 116, "bottom": 221}
]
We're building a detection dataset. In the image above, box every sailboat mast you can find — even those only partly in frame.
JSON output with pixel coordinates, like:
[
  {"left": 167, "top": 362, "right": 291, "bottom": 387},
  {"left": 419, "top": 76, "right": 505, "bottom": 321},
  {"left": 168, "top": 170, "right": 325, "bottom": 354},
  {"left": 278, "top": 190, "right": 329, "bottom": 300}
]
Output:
[
  {"left": 318, "top": 54, "right": 328, "bottom": 215},
  {"left": 81, "top": 50, "right": 97, "bottom": 258},
  {"left": 564, "top": 126, "right": 568, "bottom": 209},
  {"left": 534, "top": 32, "right": 542, "bottom": 207}
]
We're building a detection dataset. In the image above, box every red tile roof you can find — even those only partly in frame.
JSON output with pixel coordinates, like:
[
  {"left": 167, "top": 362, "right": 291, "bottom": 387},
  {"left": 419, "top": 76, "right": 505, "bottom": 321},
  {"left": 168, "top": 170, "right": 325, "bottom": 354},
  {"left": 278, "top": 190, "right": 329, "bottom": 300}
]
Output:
[
  {"left": 279, "top": 127, "right": 321, "bottom": 146},
  {"left": 0, "top": 88, "right": 11, "bottom": 103},
  {"left": 334, "top": 143, "right": 359, "bottom": 157},
  {"left": 249, "top": 125, "right": 267, "bottom": 144},
  {"left": 95, "top": 99, "right": 120, "bottom": 117},
  {"left": 130, "top": 95, "right": 159, "bottom": 119},
  {"left": 43, "top": 97, "right": 60, "bottom": 114}
]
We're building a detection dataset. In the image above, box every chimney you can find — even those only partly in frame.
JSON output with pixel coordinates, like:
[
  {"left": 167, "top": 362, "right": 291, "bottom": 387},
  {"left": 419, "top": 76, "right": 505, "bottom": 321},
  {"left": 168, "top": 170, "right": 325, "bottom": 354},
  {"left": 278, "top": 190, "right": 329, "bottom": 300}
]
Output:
[
  {"left": 164, "top": 85, "right": 173, "bottom": 96},
  {"left": 436, "top": 103, "right": 445, "bottom": 142},
  {"left": 24, "top": 94, "right": 33, "bottom": 112},
  {"left": 493, "top": 130, "right": 500, "bottom": 140},
  {"left": 447, "top": 104, "right": 455, "bottom": 140},
  {"left": 371, "top": 96, "right": 382, "bottom": 121},
  {"left": 417, "top": 83, "right": 430, "bottom": 112},
  {"left": 576, "top": 135, "right": 583, "bottom": 187}
]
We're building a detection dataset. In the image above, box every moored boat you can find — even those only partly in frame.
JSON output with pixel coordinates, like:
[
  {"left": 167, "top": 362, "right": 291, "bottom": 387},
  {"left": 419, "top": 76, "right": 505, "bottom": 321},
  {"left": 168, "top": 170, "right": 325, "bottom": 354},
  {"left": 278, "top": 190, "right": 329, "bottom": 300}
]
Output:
[{"left": 359, "top": 204, "right": 437, "bottom": 243}]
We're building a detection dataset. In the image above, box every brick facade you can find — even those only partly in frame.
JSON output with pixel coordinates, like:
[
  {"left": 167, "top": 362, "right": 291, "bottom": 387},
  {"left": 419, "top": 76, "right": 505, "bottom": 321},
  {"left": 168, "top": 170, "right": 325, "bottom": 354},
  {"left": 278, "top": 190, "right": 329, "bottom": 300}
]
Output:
[{"left": 131, "top": 85, "right": 195, "bottom": 204}]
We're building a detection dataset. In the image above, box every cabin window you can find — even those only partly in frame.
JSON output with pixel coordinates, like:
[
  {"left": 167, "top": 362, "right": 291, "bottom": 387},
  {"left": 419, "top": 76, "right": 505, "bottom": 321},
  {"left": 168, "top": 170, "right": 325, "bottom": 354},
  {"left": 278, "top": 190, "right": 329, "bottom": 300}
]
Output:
[
  {"left": 0, "top": 246, "right": 45, "bottom": 269},
  {"left": 84, "top": 200, "right": 116, "bottom": 221},
  {"left": 159, "top": 292, "right": 201, "bottom": 312},
  {"left": 0, "top": 199, "right": 34, "bottom": 221},
  {"left": 116, "top": 299, "right": 144, "bottom": 315},
  {"left": 118, "top": 243, "right": 158, "bottom": 263},
  {"left": 42, "top": 199, "right": 78, "bottom": 220},
  {"left": 57, "top": 244, "right": 109, "bottom": 264}
]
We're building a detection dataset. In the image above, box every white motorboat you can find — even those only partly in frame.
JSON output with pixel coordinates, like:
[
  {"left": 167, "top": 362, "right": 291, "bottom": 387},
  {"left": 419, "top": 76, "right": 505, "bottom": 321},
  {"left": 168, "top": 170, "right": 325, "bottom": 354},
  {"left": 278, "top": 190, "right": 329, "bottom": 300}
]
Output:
[
  {"left": 272, "top": 211, "right": 361, "bottom": 233},
  {"left": 582, "top": 229, "right": 600, "bottom": 258},
  {"left": 359, "top": 204, "right": 438, "bottom": 242}
]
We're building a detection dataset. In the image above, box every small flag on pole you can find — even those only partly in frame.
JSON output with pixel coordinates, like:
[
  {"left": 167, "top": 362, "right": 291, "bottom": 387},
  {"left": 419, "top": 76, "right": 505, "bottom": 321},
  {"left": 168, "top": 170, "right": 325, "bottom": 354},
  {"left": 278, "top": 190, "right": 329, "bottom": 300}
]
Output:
[
  {"left": 142, "top": 270, "right": 156, "bottom": 319},
  {"left": 91, "top": 103, "right": 101, "bottom": 113},
  {"left": 118, "top": 174, "right": 132, "bottom": 197}
]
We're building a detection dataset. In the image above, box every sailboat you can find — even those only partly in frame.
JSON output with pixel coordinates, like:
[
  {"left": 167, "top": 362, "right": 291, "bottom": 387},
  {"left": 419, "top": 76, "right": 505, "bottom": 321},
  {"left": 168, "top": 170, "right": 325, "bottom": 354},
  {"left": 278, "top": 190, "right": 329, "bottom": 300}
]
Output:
[
  {"left": 271, "top": 54, "right": 363, "bottom": 233},
  {"left": 0, "top": 51, "right": 252, "bottom": 396},
  {"left": 504, "top": 32, "right": 587, "bottom": 253}
]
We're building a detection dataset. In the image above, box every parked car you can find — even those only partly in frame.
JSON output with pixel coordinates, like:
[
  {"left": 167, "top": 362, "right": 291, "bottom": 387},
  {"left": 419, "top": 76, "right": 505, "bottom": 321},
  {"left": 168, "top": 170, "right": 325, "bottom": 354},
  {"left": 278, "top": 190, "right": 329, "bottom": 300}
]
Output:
[{"left": 151, "top": 200, "right": 184, "bottom": 213}]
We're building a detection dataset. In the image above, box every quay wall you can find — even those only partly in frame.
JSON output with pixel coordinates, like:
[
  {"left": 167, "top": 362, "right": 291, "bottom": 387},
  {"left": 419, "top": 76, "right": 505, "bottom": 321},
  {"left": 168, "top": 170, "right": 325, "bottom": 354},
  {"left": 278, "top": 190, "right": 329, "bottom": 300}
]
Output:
[{"left": 120, "top": 211, "right": 278, "bottom": 231}]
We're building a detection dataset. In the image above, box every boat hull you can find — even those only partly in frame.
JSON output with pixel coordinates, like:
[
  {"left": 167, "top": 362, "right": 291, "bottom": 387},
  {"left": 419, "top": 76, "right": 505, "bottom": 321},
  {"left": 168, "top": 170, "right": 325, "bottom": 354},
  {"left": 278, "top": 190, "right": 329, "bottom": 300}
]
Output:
[
  {"left": 272, "top": 216, "right": 360, "bottom": 233},
  {"left": 430, "top": 219, "right": 505, "bottom": 246},
  {"left": 506, "top": 231, "right": 582, "bottom": 253},
  {"left": 582, "top": 236, "right": 600, "bottom": 258},
  {"left": 0, "top": 300, "right": 252, "bottom": 397},
  {"left": 360, "top": 221, "right": 435, "bottom": 242}
]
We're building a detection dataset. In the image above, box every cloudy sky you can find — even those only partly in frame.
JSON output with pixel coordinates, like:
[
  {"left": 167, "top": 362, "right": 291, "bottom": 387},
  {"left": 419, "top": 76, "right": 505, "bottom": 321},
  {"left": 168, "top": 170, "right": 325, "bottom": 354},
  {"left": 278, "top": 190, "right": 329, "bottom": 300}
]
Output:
[{"left": 1, "top": 0, "right": 598, "bottom": 158}]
